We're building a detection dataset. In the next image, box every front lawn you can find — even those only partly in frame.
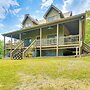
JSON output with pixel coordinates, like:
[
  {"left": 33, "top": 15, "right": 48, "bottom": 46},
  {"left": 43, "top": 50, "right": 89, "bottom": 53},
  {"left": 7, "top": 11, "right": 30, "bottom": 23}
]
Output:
[{"left": 0, "top": 57, "right": 90, "bottom": 90}]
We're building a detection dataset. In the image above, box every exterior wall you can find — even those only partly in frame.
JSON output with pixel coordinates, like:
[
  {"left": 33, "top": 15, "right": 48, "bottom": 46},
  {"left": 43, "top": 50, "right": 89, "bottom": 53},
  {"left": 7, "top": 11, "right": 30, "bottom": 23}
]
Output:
[
  {"left": 64, "top": 26, "right": 70, "bottom": 36},
  {"left": 22, "top": 25, "right": 64, "bottom": 44},
  {"left": 42, "top": 28, "right": 56, "bottom": 39},
  {"left": 42, "top": 25, "right": 64, "bottom": 39},
  {"left": 23, "top": 18, "right": 36, "bottom": 28},
  {"left": 22, "top": 30, "right": 40, "bottom": 41},
  {"left": 59, "top": 25, "right": 64, "bottom": 45},
  {"left": 38, "top": 19, "right": 46, "bottom": 24},
  {"left": 46, "top": 9, "right": 60, "bottom": 22}
]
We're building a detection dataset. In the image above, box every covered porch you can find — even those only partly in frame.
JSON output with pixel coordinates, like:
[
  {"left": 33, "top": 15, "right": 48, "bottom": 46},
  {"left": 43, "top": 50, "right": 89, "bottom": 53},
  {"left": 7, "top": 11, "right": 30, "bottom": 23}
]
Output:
[{"left": 2, "top": 13, "right": 86, "bottom": 59}]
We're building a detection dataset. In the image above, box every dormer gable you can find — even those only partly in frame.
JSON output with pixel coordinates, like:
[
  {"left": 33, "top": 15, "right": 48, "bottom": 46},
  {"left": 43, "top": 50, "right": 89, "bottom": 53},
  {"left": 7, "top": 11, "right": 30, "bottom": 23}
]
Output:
[
  {"left": 44, "top": 5, "right": 64, "bottom": 22},
  {"left": 22, "top": 14, "right": 38, "bottom": 28}
]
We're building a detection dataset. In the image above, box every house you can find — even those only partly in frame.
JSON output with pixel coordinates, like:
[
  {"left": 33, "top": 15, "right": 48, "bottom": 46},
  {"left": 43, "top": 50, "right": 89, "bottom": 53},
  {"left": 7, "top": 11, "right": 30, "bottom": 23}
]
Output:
[{"left": 2, "top": 5, "right": 88, "bottom": 60}]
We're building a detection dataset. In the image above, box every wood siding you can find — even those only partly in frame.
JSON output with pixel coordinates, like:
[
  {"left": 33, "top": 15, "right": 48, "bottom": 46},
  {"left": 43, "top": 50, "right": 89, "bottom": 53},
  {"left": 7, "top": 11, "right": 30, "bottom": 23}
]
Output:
[
  {"left": 23, "top": 18, "right": 37, "bottom": 29},
  {"left": 46, "top": 9, "right": 61, "bottom": 22}
]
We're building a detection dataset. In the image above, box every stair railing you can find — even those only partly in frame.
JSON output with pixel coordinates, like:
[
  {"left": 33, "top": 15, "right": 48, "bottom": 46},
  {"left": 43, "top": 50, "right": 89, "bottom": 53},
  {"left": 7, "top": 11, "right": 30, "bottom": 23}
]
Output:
[
  {"left": 11, "top": 41, "right": 24, "bottom": 59},
  {"left": 23, "top": 39, "right": 36, "bottom": 58}
]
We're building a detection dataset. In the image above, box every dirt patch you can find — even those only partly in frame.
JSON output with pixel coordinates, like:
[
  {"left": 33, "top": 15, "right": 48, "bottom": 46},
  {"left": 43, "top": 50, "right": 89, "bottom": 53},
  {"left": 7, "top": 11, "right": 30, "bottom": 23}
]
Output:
[{"left": 13, "top": 73, "right": 90, "bottom": 90}]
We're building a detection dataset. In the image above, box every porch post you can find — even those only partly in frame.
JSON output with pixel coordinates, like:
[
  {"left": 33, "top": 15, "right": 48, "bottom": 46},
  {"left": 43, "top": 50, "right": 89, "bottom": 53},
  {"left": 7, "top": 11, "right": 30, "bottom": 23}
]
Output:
[
  {"left": 76, "top": 47, "right": 78, "bottom": 56},
  {"left": 10, "top": 35, "right": 13, "bottom": 59},
  {"left": 56, "top": 24, "right": 59, "bottom": 56},
  {"left": 79, "top": 19, "right": 82, "bottom": 56},
  {"left": 3, "top": 36, "right": 6, "bottom": 58},
  {"left": 40, "top": 28, "right": 42, "bottom": 57},
  {"left": 19, "top": 33, "right": 22, "bottom": 41}
]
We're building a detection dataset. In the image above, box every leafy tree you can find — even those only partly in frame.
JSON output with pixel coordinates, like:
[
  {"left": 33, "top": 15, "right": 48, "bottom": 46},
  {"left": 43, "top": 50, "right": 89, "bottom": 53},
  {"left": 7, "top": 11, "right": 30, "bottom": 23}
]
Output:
[
  {"left": 86, "top": 10, "right": 90, "bottom": 17},
  {"left": 85, "top": 11, "right": 90, "bottom": 43}
]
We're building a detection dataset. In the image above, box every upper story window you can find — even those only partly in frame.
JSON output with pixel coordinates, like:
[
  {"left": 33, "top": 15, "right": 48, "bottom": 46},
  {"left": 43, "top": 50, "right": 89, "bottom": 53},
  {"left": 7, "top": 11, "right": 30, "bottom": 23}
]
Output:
[
  {"left": 25, "top": 23, "right": 32, "bottom": 28},
  {"left": 47, "top": 15, "right": 59, "bottom": 22}
]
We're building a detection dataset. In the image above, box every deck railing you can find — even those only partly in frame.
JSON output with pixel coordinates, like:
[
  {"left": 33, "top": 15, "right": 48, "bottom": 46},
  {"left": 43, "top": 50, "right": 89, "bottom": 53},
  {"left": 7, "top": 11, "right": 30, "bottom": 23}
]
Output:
[
  {"left": 36, "top": 35, "right": 79, "bottom": 47},
  {"left": 5, "top": 41, "right": 20, "bottom": 49},
  {"left": 63, "top": 35, "right": 79, "bottom": 44}
]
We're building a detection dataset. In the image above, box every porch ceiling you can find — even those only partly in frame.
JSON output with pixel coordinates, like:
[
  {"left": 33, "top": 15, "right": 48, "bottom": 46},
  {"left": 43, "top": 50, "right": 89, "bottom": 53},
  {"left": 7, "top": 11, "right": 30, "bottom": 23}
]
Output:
[{"left": 64, "top": 20, "right": 79, "bottom": 35}]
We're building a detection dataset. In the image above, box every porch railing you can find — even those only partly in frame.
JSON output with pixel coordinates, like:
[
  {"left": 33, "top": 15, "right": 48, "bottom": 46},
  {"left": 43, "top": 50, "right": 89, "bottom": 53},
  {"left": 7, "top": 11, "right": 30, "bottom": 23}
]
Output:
[
  {"left": 63, "top": 35, "right": 79, "bottom": 44},
  {"left": 5, "top": 41, "right": 20, "bottom": 49},
  {"left": 36, "top": 35, "right": 79, "bottom": 46}
]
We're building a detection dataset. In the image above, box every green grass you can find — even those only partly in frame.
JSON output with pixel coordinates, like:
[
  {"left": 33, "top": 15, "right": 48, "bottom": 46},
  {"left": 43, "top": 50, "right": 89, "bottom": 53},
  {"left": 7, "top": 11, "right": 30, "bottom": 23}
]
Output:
[{"left": 0, "top": 57, "right": 90, "bottom": 90}]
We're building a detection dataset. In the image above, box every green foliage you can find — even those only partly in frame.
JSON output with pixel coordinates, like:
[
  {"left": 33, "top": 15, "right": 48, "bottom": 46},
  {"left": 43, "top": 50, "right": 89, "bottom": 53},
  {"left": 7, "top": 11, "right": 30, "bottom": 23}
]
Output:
[
  {"left": 85, "top": 20, "right": 90, "bottom": 43},
  {"left": 0, "top": 40, "right": 3, "bottom": 59},
  {"left": 86, "top": 10, "right": 90, "bottom": 17},
  {"left": 85, "top": 11, "right": 90, "bottom": 43}
]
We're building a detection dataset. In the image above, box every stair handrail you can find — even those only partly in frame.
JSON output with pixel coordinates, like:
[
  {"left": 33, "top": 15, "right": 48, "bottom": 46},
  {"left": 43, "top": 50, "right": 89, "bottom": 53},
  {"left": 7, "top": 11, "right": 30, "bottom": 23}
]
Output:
[
  {"left": 23, "top": 39, "right": 36, "bottom": 58},
  {"left": 11, "top": 41, "right": 24, "bottom": 59}
]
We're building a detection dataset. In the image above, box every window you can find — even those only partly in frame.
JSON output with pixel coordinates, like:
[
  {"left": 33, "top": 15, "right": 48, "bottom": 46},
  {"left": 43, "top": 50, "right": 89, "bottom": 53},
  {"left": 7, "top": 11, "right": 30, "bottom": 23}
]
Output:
[
  {"left": 47, "top": 35, "right": 57, "bottom": 45},
  {"left": 25, "top": 23, "right": 32, "bottom": 28},
  {"left": 24, "top": 38, "right": 32, "bottom": 47},
  {"left": 47, "top": 34, "right": 56, "bottom": 38},
  {"left": 28, "top": 23, "right": 32, "bottom": 27},
  {"left": 48, "top": 15, "right": 59, "bottom": 22}
]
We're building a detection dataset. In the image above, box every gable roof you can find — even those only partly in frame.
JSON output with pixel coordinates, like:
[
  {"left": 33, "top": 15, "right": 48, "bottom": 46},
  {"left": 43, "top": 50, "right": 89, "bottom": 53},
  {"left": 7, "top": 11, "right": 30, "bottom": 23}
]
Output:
[
  {"left": 22, "top": 14, "right": 38, "bottom": 25},
  {"left": 63, "top": 11, "right": 72, "bottom": 18},
  {"left": 44, "top": 5, "right": 64, "bottom": 19}
]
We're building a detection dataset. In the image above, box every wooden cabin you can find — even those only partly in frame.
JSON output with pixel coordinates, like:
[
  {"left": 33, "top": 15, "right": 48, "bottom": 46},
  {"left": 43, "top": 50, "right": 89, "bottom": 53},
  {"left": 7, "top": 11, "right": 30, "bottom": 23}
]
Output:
[{"left": 2, "top": 5, "right": 88, "bottom": 60}]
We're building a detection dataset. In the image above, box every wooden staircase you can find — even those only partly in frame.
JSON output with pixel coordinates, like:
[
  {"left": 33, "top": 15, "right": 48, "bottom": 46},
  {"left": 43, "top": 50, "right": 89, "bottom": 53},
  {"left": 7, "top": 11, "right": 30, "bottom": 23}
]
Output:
[
  {"left": 11, "top": 40, "right": 36, "bottom": 60},
  {"left": 83, "top": 42, "right": 90, "bottom": 54},
  {"left": 12, "top": 48, "right": 25, "bottom": 60},
  {"left": 11, "top": 41, "right": 24, "bottom": 60}
]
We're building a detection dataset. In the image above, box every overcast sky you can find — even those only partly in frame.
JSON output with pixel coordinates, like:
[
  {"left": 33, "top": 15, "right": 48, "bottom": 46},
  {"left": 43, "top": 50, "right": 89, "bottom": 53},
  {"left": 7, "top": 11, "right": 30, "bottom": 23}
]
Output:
[{"left": 0, "top": 0, "right": 90, "bottom": 41}]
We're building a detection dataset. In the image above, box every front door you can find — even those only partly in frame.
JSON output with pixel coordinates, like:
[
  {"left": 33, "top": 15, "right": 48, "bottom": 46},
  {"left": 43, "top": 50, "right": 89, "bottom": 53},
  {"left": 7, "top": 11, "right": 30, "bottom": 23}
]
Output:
[{"left": 24, "top": 38, "right": 32, "bottom": 47}]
